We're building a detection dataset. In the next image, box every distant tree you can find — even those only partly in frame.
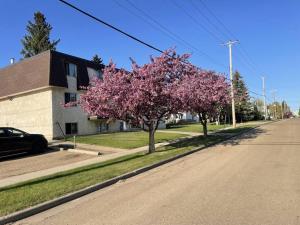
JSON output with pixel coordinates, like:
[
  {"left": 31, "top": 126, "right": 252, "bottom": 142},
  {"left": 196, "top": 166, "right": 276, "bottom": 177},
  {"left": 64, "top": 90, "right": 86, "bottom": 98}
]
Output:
[
  {"left": 92, "top": 54, "right": 105, "bottom": 69},
  {"left": 21, "top": 11, "right": 60, "bottom": 58},
  {"left": 232, "top": 71, "right": 252, "bottom": 122},
  {"left": 251, "top": 99, "right": 264, "bottom": 120}
]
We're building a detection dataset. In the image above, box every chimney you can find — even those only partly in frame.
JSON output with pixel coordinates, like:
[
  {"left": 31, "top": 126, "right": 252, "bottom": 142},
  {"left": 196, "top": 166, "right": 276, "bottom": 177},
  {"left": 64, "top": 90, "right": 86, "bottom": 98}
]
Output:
[{"left": 10, "top": 58, "right": 15, "bottom": 65}]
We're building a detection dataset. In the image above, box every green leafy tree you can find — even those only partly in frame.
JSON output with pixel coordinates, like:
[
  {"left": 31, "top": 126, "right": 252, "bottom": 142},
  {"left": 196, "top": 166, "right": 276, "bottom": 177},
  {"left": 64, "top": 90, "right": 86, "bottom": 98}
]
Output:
[
  {"left": 232, "top": 71, "right": 252, "bottom": 122},
  {"left": 251, "top": 99, "right": 265, "bottom": 120},
  {"left": 92, "top": 54, "right": 105, "bottom": 69},
  {"left": 21, "top": 11, "right": 60, "bottom": 58}
]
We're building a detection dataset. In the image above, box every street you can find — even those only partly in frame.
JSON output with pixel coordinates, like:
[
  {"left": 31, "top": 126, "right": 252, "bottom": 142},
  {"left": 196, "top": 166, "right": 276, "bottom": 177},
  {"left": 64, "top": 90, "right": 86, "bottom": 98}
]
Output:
[{"left": 15, "top": 119, "right": 300, "bottom": 225}]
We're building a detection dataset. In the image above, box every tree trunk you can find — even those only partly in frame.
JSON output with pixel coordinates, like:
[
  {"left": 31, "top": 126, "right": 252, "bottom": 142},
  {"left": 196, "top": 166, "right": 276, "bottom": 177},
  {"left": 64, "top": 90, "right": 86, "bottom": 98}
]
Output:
[
  {"left": 199, "top": 113, "right": 208, "bottom": 137},
  {"left": 202, "top": 121, "right": 208, "bottom": 137},
  {"left": 148, "top": 122, "right": 156, "bottom": 154}
]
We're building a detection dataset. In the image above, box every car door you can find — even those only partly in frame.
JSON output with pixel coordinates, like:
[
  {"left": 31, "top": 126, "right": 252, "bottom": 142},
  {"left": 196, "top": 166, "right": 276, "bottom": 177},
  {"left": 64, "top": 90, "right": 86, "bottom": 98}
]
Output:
[
  {"left": 0, "top": 128, "right": 12, "bottom": 156},
  {"left": 6, "top": 128, "right": 32, "bottom": 152}
]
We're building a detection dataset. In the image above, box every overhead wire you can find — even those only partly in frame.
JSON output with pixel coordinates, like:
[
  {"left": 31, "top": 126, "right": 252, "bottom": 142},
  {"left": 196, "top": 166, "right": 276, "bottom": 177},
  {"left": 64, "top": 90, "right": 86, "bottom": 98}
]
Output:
[
  {"left": 190, "top": 0, "right": 262, "bottom": 77},
  {"left": 114, "top": 0, "right": 227, "bottom": 69},
  {"left": 59, "top": 0, "right": 273, "bottom": 103}
]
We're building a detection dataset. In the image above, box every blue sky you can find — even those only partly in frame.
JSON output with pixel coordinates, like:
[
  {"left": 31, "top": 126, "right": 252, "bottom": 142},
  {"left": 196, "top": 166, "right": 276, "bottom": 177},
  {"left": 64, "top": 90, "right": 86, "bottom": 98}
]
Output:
[{"left": 1, "top": 0, "right": 300, "bottom": 111}]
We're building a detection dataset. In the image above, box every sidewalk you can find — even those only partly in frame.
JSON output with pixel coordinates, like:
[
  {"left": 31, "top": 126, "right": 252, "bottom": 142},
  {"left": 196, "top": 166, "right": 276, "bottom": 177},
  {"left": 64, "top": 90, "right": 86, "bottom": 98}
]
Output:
[
  {"left": 0, "top": 121, "right": 269, "bottom": 188},
  {"left": 0, "top": 136, "right": 195, "bottom": 188}
]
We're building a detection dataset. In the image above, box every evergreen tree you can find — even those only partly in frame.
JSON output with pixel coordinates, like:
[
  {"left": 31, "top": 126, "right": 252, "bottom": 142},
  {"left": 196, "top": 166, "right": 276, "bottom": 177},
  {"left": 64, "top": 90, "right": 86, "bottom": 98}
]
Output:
[
  {"left": 92, "top": 54, "right": 105, "bottom": 69},
  {"left": 21, "top": 11, "right": 60, "bottom": 58},
  {"left": 232, "top": 71, "right": 252, "bottom": 122}
]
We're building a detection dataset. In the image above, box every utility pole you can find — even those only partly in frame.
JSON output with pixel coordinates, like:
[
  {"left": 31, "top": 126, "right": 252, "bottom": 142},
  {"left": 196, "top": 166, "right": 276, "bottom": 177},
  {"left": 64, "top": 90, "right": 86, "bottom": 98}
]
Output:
[
  {"left": 281, "top": 101, "right": 284, "bottom": 119},
  {"left": 224, "top": 40, "right": 238, "bottom": 128},
  {"left": 271, "top": 90, "right": 277, "bottom": 119},
  {"left": 262, "top": 76, "right": 267, "bottom": 120}
]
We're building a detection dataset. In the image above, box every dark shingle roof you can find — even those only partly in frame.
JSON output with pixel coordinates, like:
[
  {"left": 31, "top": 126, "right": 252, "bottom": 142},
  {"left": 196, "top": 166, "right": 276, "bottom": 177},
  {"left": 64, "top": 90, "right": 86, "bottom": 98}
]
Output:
[{"left": 0, "top": 50, "right": 103, "bottom": 98}]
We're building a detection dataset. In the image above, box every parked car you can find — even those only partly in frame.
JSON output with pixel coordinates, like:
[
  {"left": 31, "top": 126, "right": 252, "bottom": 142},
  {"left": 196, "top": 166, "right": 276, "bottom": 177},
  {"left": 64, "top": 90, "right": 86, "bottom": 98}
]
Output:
[{"left": 0, "top": 127, "right": 48, "bottom": 157}]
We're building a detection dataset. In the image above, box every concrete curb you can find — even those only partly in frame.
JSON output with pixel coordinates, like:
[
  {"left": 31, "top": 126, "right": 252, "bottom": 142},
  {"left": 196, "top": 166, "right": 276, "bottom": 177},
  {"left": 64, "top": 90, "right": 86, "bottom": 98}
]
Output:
[
  {"left": 67, "top": 149, "right": 102, "bottom": 156},
  {"left": 0, "top": 121, "right": 275, "bottom": 225}
]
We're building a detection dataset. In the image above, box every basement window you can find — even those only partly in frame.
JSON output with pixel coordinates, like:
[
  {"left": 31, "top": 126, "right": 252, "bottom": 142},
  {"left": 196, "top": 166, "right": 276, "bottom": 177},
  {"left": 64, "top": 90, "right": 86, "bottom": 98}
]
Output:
[{"left": 65, "top": 123, "right": 78, "bottom": 135}]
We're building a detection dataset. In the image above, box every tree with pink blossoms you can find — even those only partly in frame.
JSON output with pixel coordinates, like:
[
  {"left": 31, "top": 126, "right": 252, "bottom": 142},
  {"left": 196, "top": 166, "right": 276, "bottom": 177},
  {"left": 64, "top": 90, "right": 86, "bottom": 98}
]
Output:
[
  {"left": 80, "top": 50, "right": 192, "bottom": 153},
  {"left": 178, "top": 69, "right": 230, "bottom": 137}
]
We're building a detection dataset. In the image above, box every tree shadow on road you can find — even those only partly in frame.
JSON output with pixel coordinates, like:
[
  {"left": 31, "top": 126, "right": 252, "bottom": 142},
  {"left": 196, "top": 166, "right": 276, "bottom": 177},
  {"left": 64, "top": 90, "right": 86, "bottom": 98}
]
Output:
[{"left": 217, "top": 127, "right": 266, "bottom": 146}]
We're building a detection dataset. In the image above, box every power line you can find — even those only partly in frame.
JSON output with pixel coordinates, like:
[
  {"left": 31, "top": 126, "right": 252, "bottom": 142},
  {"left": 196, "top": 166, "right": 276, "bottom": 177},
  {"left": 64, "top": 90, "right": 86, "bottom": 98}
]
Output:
[
  {"left": 171, "top": 0, "right": 225, "bottom": 43},
  {"left": 197, "top": 0, "right": 264, "bottom": 76},
  {"left": 59, "top": 0, "right": 227, "bottom": 69},
  {"left": 198, "top": 0, "right": 236, "bottom": 41},
  {"left": 58, "top": 0, "right": 164, "bottom": 54},
  {"left": 115, "top": 0, "right": 227, "bottom": 69},
  {"left": 59, "top": 0, "right": 271, "bottom": 103},
  {"left": 190, "top": 0, "right": 231, "bottom": 41}
]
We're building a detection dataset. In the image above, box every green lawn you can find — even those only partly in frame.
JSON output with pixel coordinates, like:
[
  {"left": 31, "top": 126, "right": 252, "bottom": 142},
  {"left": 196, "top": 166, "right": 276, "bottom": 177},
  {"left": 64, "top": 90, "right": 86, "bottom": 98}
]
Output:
[
  {"left": 0, "top": 135, "right": 225, "bottom": 217},
  {"left": 167, "top": 123, "right": 229, "bottom": 133},
  {"left": 0, "top": 124, "right": 261, "bottom": 217},
  {"left": 69, "top": 131, "right": 188, "bottom": 149}
]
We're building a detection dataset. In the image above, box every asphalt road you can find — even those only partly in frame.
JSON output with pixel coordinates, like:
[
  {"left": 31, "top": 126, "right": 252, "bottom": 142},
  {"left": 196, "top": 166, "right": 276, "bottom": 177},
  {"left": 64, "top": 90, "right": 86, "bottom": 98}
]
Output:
[{"left": 15, "top": 119, "right": 300, "bottom": 225}]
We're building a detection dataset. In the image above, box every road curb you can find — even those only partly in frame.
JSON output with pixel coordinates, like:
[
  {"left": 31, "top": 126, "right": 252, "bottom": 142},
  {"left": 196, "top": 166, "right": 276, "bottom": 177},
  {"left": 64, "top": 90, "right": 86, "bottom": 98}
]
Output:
[{"left": 0, "top": 121, "right": 275, "bottom": 225}]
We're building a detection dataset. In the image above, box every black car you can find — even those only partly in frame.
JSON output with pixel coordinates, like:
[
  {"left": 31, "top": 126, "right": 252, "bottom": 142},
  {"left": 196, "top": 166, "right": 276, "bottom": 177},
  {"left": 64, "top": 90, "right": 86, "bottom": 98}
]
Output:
[{"left": 0, "top": 127, "right": 48, "bottom": 157}]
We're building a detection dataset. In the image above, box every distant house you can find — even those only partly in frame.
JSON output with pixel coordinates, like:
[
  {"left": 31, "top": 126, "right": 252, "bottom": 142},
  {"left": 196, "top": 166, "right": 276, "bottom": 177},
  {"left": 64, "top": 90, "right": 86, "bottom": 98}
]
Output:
[
  {"left": 167, "top": 112, "right": 199, "bottom": 124},
  {"left": 0, "top": 50, "right": 132, "bottom": 140}
]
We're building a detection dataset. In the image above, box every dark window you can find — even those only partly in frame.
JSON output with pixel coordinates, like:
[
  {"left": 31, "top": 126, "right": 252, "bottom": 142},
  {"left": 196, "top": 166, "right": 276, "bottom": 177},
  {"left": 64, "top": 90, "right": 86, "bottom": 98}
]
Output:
[
  {"left": 65, "top": 63, "right": 77, "bottom": 77},
  {"left": 6, "top": 128, "right": 24, "bottom": 137},
  {"left": 65, "top": 123, "right": 78, "bottom": 135},
  {"left": 0, "top": 129, "right": 7, "bottom": 137},
  {"left": 64, "top": 63, "right": 69, "bottom": 76},
  {"left": 64, "top": 93, "right": 77, "bottom": 106}
]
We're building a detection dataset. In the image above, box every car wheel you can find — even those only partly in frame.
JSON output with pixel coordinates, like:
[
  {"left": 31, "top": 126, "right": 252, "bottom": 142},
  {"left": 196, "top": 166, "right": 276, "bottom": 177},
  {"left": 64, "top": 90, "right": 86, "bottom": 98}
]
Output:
[{"left": 32, "top": 141, "right": 46, "bottom": 153}]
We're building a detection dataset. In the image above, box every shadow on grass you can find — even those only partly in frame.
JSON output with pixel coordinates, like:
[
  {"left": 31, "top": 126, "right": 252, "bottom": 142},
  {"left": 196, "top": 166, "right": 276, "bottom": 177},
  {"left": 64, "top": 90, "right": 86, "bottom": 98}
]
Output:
[
  {"left": 0, "top": 126, "right": 265, "bottom": 192},
  {"left": 163, "top": 126, "right": 266, "bottom": 150}
]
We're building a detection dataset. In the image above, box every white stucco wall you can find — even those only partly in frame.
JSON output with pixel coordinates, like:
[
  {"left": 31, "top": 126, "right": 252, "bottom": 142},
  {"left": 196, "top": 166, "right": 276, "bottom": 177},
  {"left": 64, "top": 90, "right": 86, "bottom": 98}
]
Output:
[
  {"left": 51, "top": 76, "right": 98, "bottom": 138},
  {"left": 0, "top": 88, "right": 53, "bottom": 139}
]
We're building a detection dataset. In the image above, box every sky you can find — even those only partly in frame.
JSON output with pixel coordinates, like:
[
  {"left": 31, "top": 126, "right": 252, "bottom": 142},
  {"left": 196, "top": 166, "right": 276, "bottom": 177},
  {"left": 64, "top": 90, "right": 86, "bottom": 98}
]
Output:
[{"left": 1, "top": 0, "right": 300, "bottom": 112}]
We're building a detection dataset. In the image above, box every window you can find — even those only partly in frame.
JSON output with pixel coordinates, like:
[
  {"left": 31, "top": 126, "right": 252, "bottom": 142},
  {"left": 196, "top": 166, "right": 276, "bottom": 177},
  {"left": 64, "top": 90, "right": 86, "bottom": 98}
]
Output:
[
  {"left": 6, "top": 128, "right": 25, "bottom": 137},
  {"left": 87, "top": 67, "right": 102, "bottom": 80},
  {"left": 65, "top": 63, "right": 77, "bottom": 77},
  {"left": 0, "top": 129, "right": 7, "bottom": 137},
  {"left": 65, "top": 93, "right": 77, "bottom": 106},
  {"left": 65, "top": 123, "right": 78, "bottom": 135},
  {"left": 99, "top": 123, "right": 109, "bottom": 132}
]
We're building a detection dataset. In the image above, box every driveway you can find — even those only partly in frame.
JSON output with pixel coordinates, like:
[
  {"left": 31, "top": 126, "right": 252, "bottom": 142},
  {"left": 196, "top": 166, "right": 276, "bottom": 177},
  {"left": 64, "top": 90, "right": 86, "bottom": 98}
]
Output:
[
  {"left": 0, "top": 150, "right": 93, "bottom": 180},
  {"left": 14, "top": 119, "right": 300, "bottom": 225}
]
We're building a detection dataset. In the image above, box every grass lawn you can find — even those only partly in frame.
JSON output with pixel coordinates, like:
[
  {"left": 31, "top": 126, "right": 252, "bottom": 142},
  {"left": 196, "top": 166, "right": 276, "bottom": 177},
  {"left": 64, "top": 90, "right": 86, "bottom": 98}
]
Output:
[
  {"left": 0, "top": 124, "right": 261, "bottom": 217},
  {"left": 0, "top": 135, "right": 225, "bottom": 217},
  {"left": 68, "top": 131, "right": 188, "bottom": 149},
  {"left": 167, "top": 123, "right": 229, "bottom": 133}
]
